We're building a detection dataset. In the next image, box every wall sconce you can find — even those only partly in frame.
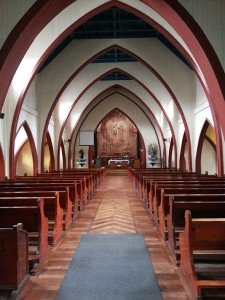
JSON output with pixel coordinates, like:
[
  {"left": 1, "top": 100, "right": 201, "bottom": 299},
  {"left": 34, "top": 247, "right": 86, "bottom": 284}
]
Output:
[
  {"left": 64, "top": 138, "right": 71, "bottom": 144},
  {"left": 163, "top": 137, "right": 171, "bottom": 143}
]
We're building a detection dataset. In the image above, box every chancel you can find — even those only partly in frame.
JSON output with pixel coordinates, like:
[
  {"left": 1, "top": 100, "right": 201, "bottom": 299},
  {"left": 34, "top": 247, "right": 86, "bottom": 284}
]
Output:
[{"left": 0, "top": 1, "right": 225, "bottom": 299}]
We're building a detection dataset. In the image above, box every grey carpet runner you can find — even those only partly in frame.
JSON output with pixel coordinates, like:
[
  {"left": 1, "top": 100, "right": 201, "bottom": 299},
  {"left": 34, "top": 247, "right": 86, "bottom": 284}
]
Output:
[{"left": 55, "top": 234, "right": 163, "bottom": 300}]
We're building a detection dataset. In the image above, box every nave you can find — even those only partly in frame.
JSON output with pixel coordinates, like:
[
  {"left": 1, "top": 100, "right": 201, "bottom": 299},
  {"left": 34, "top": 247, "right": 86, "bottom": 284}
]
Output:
[{"left": 19, "top": 173, "right": 189, "bottom": 300}]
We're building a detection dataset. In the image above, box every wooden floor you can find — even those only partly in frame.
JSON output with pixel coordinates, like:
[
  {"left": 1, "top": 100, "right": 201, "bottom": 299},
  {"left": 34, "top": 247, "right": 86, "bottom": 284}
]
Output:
[{"left": 19, "top": 173, "right": 190, "bottom": 300}]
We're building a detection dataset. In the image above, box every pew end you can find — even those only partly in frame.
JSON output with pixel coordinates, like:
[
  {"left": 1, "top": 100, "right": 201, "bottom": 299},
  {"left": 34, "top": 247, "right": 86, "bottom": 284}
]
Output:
[
  {"left": 0, "top": 223, "right": 30, "bottom": 299},
  {"left": 179, "top": 210, "right": 225, "bottom": 299}
]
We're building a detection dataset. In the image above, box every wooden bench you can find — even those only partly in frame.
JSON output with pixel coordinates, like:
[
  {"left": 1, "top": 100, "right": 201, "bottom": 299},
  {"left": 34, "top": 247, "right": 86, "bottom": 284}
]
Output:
[
  {"left": 30, "top": 174, "right": 90, "bottom": 204},
  {"left": 140, "top": 174, "right": 212, "bottom": 209},
  {"left": 45, "top": 167, "right": 105, "bottom": 189},
  {"left": 166, "top": 194, "right": 225, "bottom": 265},
  {"left": 0, "top": 180, "right": 79, "bottom": 220},
  {"left": 179, "top": 210, "right": 225, "bottom": 300},
  {"left": 139, "top": 172, "right": 199, "bottom": 201},
  {"left": 0, "top": 185, "right": 74, "bottom": 230},
  {"left": 0, "top": 223, "right": 29, "bottom": 299},
  {"left": 0, "top": 198, "right": 50, "bottom": 275},
  {"left": 0, "top": 192, "right": 64, "bottom": 246},
  {"left": 158, "top": 186, "right": 225, "bottom": 239},
  {"left": 152, "top": 181, "right": 225, "bottom": 220}
]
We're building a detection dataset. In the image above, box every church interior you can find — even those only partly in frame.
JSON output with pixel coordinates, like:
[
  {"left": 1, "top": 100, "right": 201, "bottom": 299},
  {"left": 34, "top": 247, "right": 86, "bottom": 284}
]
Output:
[{"left": 0, "top": 1, "right": 225, "bottom": 299}]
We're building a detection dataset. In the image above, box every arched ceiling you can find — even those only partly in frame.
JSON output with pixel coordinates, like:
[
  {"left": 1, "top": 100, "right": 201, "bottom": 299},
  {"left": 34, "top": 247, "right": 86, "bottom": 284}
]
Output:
[
  {"left": 38, "top": 6, "right": 191, "bottom": 73},
  {"left": 1, "top": 0, "right": 224, "bottom": 176}
]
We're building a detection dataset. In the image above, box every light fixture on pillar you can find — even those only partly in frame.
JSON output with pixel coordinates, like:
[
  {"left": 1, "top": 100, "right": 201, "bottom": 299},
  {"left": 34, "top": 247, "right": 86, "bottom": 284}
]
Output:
[{"left": 64, "top": 138, "right": 71, "bottom": 144}]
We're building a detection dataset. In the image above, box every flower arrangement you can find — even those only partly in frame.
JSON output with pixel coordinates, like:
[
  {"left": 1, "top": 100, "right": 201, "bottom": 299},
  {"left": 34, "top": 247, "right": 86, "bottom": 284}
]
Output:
[{"left": 147, "top": 143, "right": 158, "bottom": 159}]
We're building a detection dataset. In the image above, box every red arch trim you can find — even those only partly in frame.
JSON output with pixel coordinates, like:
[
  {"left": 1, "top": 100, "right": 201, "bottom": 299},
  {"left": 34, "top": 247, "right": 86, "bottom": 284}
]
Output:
[
  {"left": 39, "top": 42, "right": 183, "bottom": 169},
  {"left": 4, "top": 1, "right": 224, "bottom": 175},
  {"left": 55, "top": 67, "right": 176, "bottom": 168},
  {"left": 69, "top": 87, "right": 166, "bottom": 168}
]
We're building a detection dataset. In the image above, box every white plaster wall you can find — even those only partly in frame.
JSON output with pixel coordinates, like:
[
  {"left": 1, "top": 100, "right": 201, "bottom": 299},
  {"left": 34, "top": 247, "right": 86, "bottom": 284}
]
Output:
[
  {"left": 18, "top": 78, "right": 38, "bottom": 153},
  {"left": 193, "top": 105, "right": 214, "bottom": 170},
  {"left": 201, "top": 139, "right": 217, "bottom": 175},
  {"left": 179, "top": 0, "right": 225, "bottom": 71},
  {"left": 194, "top": 75, "right": 208, "bottom": 108},
  {"left": 178, "top": 119, "right": 185, "bottom": 168},
  {"left": 0, "top": 0, "right": 35, "bottom": 48},
  {"left": 17, "top": 108, "right": 38, "bottom": 150}
]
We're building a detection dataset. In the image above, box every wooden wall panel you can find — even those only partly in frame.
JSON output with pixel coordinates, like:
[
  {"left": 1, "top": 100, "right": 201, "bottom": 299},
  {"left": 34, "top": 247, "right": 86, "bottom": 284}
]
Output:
[{"left": 97, "top": 109, "right": 137, "bottom": 158}]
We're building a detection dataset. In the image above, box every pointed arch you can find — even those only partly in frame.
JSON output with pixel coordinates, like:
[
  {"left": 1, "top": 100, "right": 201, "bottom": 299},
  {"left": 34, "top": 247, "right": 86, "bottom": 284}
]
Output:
[
  {"left": 56, "top": 66, "right": 173, "bottom": 168},
  {"left": 14, "top": 121, "right": 38, "bottom": 177},
  {"left": 13, "top": 121, "right": 38, "bottom": 178},
  {"left": 196, "top": 120, "right": 217, "bottom": 175},
  {"left": 0, "top": 144, "right": 5, "bottom": 179}
]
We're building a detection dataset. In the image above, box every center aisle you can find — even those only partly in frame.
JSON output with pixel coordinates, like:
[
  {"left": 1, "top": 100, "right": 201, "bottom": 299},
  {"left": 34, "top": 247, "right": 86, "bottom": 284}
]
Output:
[{"left": 20, "top": 174, "right": 190, "bottom": 300}]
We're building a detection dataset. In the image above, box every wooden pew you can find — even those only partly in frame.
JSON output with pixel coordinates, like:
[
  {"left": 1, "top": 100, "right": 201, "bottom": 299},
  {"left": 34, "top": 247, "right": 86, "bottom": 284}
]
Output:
[
  {"left": 0, "top": 186, "right": 73, "bottom": 230},
  {"left": 139, "top": 172, "right": 198, "bottom": 201},
  {"left": 28, "top": 174, "right": 90, "bottom": 204},
  {"left": 158, "top": 187, "right": 225, "bottom": 239},
  {"left": 139, "top": 172, "right": 220, "bottom": 205},
  {"left": 0, "top": 192, "right": 64, "bottom": 246},
  {"left": 0, "top": 223, "right": 29, "bottom": 299},
  {"left": 0, "top": 180, "right": 79, "bottom": 220},
  {"left": 46, "top": 172, "right": 95, "bottom": 198},
  {"left": 128, "top": 167, "right": 181, "bottom": 188},
  {"left": 166, "top": 194, "right": 225, "bottom": 265},
  {"left": 0, "top": 198, "right": 50, "bottom": 274},
  {"left": 152, "top": 181, "right": 225, "bottom": 219},
  {"left": 179, "top": 210, "right": 225, "bottom": 300},
  {"left": 45, "top": 167, "right": 106, "bottom": 189}
]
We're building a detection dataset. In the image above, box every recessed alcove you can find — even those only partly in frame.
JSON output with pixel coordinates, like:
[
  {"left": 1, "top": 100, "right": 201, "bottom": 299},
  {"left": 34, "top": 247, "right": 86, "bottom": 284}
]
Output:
[{"left": 96, "top": 109, "right": 139, "bottom": 167}]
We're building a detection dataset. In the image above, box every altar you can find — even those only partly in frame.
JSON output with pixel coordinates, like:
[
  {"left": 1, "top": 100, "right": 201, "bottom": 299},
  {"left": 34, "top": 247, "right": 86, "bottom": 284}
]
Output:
[{"left": 108, "top": 159, "right": 129, "bottom": 168}]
